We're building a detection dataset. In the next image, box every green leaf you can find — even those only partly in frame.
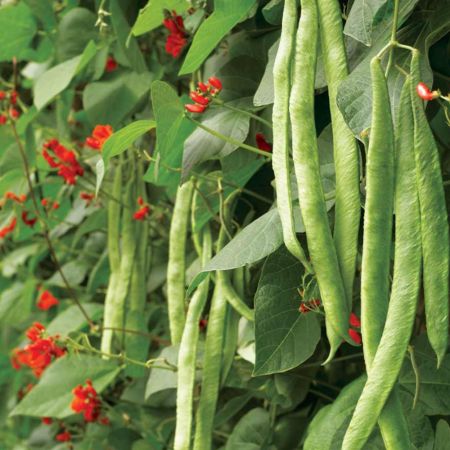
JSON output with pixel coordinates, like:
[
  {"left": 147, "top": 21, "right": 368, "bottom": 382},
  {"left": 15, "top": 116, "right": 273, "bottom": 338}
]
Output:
[
  {"left": 145, "top": 345, "right": 179, "bottom": 399},
  {"left": 23, "top": 0, "right": 57, "bottom": 31},
  {"left": 253, "top": 247, "right": 321, "bottom": 376},
  {"left": 0, "top": 279, "right": 36, "bottom": 326},
  {"left": 102, "top": 120, "right": 156, "bottom": 161},
  {"left": 225, "top": 408, "right": 271, "bottom": 450},
  {"left": 182, "top": 108, "right": 250, "bottom": 177},
  {"left": 46, "top": 304, "right": 104, "bottom": 337},
  {"left": 34, "top": 41, "right": 97, "bottom": 109},
  {"left": 11, "top": 355, "right": 120, "bottom": 418},
  {"left": 0, "top": 2, "right": 37, "bottom": 61},
  {"left": 434, "top": 420, "right": 450, "bottom": 450},
  {"left": 1, "top": 244, "right": 40, "bottom": 277},
  {"left": 110, "top": 0, "right": 148, "bottom": 73},
  {"left": 132, "top": 0, "right": 189, "bottom": 36},
  {"left": 56, "top": 7, "right": 97, "bottom": 62},
  {"left": 144, "top": 81, "right": 195, "bottom": 190},
  {"left": 179, "top": 0, "right": 257, "bottom": 75},
  {"left": 344, "top": 0, "right": 388, "bottom": 46},
  {"left": 83, "top": 71, "right": 154, "bottom": 127}
]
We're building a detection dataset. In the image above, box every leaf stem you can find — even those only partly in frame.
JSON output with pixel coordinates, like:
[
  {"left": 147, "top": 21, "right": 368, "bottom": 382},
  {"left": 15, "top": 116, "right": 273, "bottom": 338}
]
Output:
[
  {"left": 385, "top": 0, "right": 400, "bottom": 76},
  {"left": 213, "top": 99, "right": 273, "bottom": 129}
]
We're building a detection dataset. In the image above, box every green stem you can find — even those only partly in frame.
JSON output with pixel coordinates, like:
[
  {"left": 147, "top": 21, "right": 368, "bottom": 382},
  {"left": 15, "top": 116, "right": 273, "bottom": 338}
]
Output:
[
  {"left": 186, "top": 116, "right": 272, "bottom": 159},
  {"left": 214, "top": 99, "right": 273, "bottom": 129},
  {"left": 408, "top": 345, "right": 420, "bottom": 409},
  {"left": 385, "top": 0, "right": 400, "bottom": 76}
]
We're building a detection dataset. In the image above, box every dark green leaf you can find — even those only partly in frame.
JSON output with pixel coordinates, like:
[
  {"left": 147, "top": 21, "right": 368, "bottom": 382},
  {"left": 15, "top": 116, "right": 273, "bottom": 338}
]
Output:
[{"left": 434, "top": 420, "right": 450, "bottom": 450}]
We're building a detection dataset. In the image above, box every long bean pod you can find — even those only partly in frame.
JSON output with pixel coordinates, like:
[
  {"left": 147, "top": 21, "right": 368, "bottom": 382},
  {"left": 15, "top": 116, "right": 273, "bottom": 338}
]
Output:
[
  {"left": 410, "top": 50, "right": 449, "bottom": 366},
  {"left": 316, "top": 0, "right": 360, "bottom": 305},
  {"left": 272, "top": 0, "right": 313, "bottom": 274},
  {"left": 342, "top": 77, "right": 420, "bottom": 450},
  {"left": 167, "top": 179, "right": 195, "bottom": 344},
  {"left": 290, "top": 0, "right": 350, "bottom": 358},
  {"left": 174, "top": 226, "right": 212, "bottom": 450}
]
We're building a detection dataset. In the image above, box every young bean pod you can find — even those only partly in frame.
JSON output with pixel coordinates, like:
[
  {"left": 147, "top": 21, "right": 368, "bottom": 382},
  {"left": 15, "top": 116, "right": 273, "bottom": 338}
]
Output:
[
  {"left": 174, "top": 226, "right": 212, "bottom": 450},
  {"left": 289, "top": 0, "right": 350, "bottom": 358},
  {"left": 167, "top": 179, "right": 195, "bottom": 344},
  {"left": 272, "top": 0, "right": 313, "bottom": 274},
  {"left": 316, "top": 0, "right": 361, "bottom": 306},
  {"left": 342, "top": 77, "right": 420, "bottom": 450},
  {"left": 410, "top": 50, "right": 449, "bottom": 366}
]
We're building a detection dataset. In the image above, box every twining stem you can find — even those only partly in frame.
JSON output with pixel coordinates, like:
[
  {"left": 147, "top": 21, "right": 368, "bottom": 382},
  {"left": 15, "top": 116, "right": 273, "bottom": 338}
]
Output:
[
  {"left": 213, "top": 99, "right": 273, "bottom": 129},
  {"left": 10, "top": 121, "right": 93, "bottom": 328},
  {"left": 186, "top": 116, "right": 272, "bottom": 159}
]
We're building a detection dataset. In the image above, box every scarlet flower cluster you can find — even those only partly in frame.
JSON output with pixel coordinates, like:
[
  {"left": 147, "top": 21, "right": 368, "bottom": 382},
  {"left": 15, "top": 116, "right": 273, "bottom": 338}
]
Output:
[
  {"left": 3, "top": 191, "right": 26, "bottom": 204},
  {"left": 21, "top": 210, "right": 37, "bottom": 227},
  {"left": 185, "top": 77, "right": 223, "bottom": 114},
  {"left": 37, "top": 290, "right": 59, "bottom": 311},
  {"left": 85, "top": 125, "right": 113, "bottom": 150},
  {"left": 416, "top": 82, "right": 439, "bottom": 101},
  {"left": 55, "top": 430, "right": 72, "bottom": 442},
  {"left": 255, "top": 133, "right": 273, "bottom": 153},
  {"left": 71, "top": 379, "right": 108, "bottom": 424},
  {"left": 11, "top": 322, "right": 65, "bottom": 378},
  {"left": 105, "top": 56, "right": 118, "bottom": 72},
  {"left": 0, "top": 217, "right": 17, "bottom": 238},
  {"left": 80, "top": 192, "right": 96, "bottom": 205},
  {"left": 163, "top": 11, "right": 187, "bottom": 58},
  {"left": 133, "top": 196, "right": 150, "bottom": 221},
  {"left": 42, "top": 139, "right": 84, "bottom": 185},
  {"left": 299, "top": 298, "right": 321, "bottom": 314},
  {"left": 348, "top": 312, "right": 362, "bottom": 345},
  {"left": 0, "top": 89, "right": 20, "bottom": 124}
]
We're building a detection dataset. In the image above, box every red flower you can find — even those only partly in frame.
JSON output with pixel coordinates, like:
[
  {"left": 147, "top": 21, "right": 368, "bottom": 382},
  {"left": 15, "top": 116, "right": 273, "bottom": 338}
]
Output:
[
  {"left": 133, "top": 205, "right": 150, "bottom": 221},
  {"left": 0, "top": 114, "right": 7, "bottom": 125},
  {"left": 105, "top": 56, "right": 118, "bottom": 72},
  {"left": 71, "top": 379, "right": 103, "bottom": 423},
  {"left": 80, "top": 192, "right": 95, "bottom": 205},
  {"left": 12, "top": 323, "right": 65, "bottom": 378},
  {"left": 52, "top": 201, "right": 60, "bottom": 210},
  {"left": 42, "top": 139, "right": 84, "bottom": 185},
  {"left": 137, "top": 196, "right": 144, "bottom": 206},
  {"left": 5, "top": 191, "right": 26, "bottom": 203},
  {"left": 85, "top": 125, "right": 113, "bottom": 150},
  {"left": 185, "top": 103, "right": 207, "bottom": 113},
  {"left": 10, "top": 90, "right": 18, "bottom": 105},
  {"left": 0, "top": 217, "right": 17, "bottom": 238},
  {"left": 9, "top": 107, "right": 20, "bottom": 119},
  {"left": 255, "top": 133, "right": 272, "bottom": 152},
  {"left": 21, "top": 210, "right": 37, "bottom": 227},
  {"left": 163, "top": 11, "right": 187, "bottom": 58},
  {"left": 299, "top": 298, "right": 321, "bottom": 314},
  {"left": 41, "top": 198, "right": 49, "bottom": 207},
  {"left": 42, "top": 417, "right": 53, "bottom": 425},
  {"left": 0, "top": 90, "right": 5, "bottom": 100},
  {"left": 416, "top": 82, "right": 439, "bottom": 101},
  {"left": 349, "top": 328, "right": 362, "bottom": 345},
  {"left": 208, "top": 77, "right": 222, "bottom": 91},
  {"left": 55, "top": 431, "right": 71, "bottom": 442},
  {"left": 190, "top": 91, "right": 210, "bottom": 106},
  {"left": 37, "top": 290, "right": 59, "bottom": 311},
  {"left": 349, "top": 312, "right": 361, "bottom": 328},
  {"left": 185, "top": 78, "right": 223, "bottom": 113}
]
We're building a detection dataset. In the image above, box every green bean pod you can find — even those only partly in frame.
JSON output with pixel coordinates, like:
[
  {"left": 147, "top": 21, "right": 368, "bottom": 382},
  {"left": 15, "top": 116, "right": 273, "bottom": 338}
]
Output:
[
  {"left": 174, "top": 226, "right": 212, "bottom": 450},
  {"left": 342, "top": 77, "right": 420, "bottom": 450},
  {"left": 410, "top": 50, "right": 449, "bottom": 366},
  {"left": 167, "top": 179, "right": 194, "bottom": 344},
  {"left": 101, "top": 162, "right": 122, "bottom": 354},
  {"left": 222, "top": 273, "right": 254, "bottom": 322},
  {"left": 316, "top": 0, "right": 361, "bottom": 305},
  {"left": 272, "top": 0, "right": 313, "bottom": 274},
  {"left": 289, "top": 0, "right": 350, "bottom": 358}
]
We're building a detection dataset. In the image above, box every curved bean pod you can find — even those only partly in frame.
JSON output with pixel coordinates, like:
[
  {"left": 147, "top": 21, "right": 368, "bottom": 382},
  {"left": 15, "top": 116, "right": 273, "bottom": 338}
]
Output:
[
  {"left": 167, "top": 179, "right": 195, "bottom": 344},
  {"left": 289, "top": 0, "right": 350, "bottom": 359},
  {"left": 410, "top": 50, "right": 449, "bottom": 366},
  {"left": 174, "top": 226, "right": 212, "bottom": 450},
  {"left": 272, "top": 0, "right": 313, "bottom": 274},
  {"left": 221, "top": 273, "right": 254, "bottom": 322},
  {"left": 342, "top": 76, "right": 420, "bottom": 450},
  {"left": 316, "top": 0, "right": 361, "bottom": 306}
]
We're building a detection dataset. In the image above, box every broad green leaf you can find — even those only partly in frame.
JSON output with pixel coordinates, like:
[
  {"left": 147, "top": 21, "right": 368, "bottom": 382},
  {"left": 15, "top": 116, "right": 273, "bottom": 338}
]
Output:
[
  {"left": 144, "top": 81, "right": 195, "bottom": 190},
  {"left": 1, "top": 244, "right": 40, "bottom": 277},
  {"left": 110, "top": 0, "right": 147, "bottom": 73},
  {"left": 0, "top": 279, "right": 36, "bottom": 326},
  {"left": 145, "top": 345, "right": 179, "bottom": 399},
  {"left": 253, "top": 247, "right": 321, "bottom": 376},
  {"left": 344, "top": 0, "right": 388, "bottom": 46},
  {"left": 182, "top": 107, "right": 250, "bottom": 178},
  {"left": 83, "top": 71, "right": 154, "bottom": 127},
  {"left": 72, "top": 209, "right": 108, "bottom": 248},
  {"left": 10, "top": 355, "right": 120, "bottom": 418},
  {"left": 179, "top": 0, "right": 257, "bottom": 75},
  {"left": 0, "top": 3, "right": 37, "bottom": 61},
  {"left": 23, "top": 0, "right": 57, "bottom": 31},
  {"left": 214, "top": 392, "right": 253, "bottom": 427},
  {"left": 303, "top": 376, "right": 366, "bottom": 450},
  {"left": 225, "top": 408, "right": 271, "bottom": 450},
  {"left": 56, "top": 7, "right": 97, "bottom": 62},
  {"left": 47, "top": 259, "right": 88, "bottom": 287},
  {"left": 399, "top": 335, "right": 450, "bottom": 415},
  {"left": 102, "top": 120, "right": 156, "bottom": 161},
  {"left": 434, "top": 420, "right": 450, "bottom": 450},
  {"left": 46, "top": 304, "right": 104, "bottom": 336},
  {"left": 34, "top": 41, "right": 97, "bottom": 109},
  {"left": 132, "top": 0, "right": 189, "bottom": 36},
  {"left": 254, "top": 40, "right": 279, "bottom": 107}
]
